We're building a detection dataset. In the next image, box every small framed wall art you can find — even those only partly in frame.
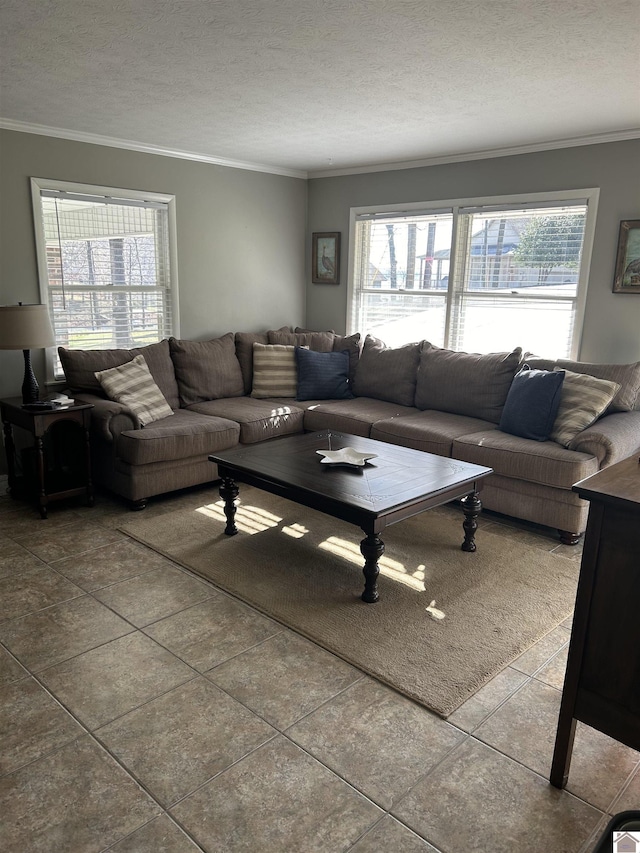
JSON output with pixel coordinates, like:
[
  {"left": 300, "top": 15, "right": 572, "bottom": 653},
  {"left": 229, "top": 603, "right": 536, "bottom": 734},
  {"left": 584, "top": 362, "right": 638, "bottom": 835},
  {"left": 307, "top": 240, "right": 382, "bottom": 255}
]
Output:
[
  {"left": 312, "top": 232, "right": 340, "bottom": 285},
  {"left": 612, "top": 219, "right": 640, "bottom": 293}
]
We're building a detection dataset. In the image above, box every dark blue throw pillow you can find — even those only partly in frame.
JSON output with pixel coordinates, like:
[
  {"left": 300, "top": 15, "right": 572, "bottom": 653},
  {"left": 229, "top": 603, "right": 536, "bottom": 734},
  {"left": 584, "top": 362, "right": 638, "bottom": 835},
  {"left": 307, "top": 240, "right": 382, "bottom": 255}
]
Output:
[
  {"left": 499, "top": 366, "right": 565, "bottom": 441},
  {"left": 295, "top": 347, "right": 353, "bottom": 401}
]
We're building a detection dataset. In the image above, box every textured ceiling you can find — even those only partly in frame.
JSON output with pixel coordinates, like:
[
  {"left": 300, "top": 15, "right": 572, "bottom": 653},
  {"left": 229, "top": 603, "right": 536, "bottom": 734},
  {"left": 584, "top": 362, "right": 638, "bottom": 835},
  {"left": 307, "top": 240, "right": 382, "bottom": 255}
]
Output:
[{"left": 1, "top": 0, "right": 639, "bottom": 176}]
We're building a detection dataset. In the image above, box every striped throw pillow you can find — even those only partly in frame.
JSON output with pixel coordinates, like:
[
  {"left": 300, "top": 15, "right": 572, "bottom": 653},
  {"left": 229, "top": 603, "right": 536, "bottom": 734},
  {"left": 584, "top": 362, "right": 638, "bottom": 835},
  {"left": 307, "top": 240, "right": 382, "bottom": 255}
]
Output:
[
  {"left": 95, "top": 354, "right": 174, "bottom": 426},
  {"left": 251, "top": 343, "right": 301, "bottom": 398},
  {"left": 550, "top": 368, "right": 621, "bottom": 448}
]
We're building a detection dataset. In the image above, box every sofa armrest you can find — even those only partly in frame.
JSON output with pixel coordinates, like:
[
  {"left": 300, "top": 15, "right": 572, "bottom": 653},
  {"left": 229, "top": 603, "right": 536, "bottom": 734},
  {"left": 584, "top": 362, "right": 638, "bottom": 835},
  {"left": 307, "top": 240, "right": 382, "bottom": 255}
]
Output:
[
  {"left": 568, "top": 411, "right": 640, "bottom": 468},
  {"left": 70, "top": 392, "right": 140, "bottom": 441}
]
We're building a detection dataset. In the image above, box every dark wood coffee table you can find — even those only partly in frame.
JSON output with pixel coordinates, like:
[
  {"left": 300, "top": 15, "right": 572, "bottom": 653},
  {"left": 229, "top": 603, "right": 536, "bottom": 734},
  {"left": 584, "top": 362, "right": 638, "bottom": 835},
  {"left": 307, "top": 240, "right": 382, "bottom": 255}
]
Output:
[{"left": 209, "top": 430, "right": 493, "bottom": 603}]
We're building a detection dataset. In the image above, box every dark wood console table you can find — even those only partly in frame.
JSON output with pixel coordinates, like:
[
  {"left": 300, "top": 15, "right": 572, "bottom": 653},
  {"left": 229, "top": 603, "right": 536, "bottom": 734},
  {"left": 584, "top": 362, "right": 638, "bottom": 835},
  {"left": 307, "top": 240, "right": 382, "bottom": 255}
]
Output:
[
  {"left": 1, "top": 397, "right": 94, "bottom": 519},
  {"left": 551, "top": 454, "right": 640, "bottom": 788}
]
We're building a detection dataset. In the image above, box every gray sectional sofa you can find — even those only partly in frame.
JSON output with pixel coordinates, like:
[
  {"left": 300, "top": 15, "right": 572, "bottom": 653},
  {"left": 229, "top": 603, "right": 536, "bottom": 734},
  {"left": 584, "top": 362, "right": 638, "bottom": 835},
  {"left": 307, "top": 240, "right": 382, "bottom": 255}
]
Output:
[{"left": 58, "top": 327, "right": 640, "bottom": 543}]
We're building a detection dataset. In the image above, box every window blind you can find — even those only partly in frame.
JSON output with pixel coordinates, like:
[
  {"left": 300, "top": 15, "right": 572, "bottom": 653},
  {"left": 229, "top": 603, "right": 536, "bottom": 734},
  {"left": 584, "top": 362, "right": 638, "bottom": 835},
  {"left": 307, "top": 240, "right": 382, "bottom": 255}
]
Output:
[
  {"left": 450, "top": 205, "right": 587, "bottom": 355},
  {"left": 352, "top": 212, "right": 454, "bottom": 347},
  {"left": 350, "top": 197, "right": 590, "bottom": 358},
  {"left": 38, "top": 190, "right": 173, "bottom": 379}
]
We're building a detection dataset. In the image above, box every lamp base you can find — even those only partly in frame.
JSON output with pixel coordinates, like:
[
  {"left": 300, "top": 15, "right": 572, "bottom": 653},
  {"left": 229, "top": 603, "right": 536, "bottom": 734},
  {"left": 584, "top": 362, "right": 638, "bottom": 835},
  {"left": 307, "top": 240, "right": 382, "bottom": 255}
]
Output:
[{"left": 22, "top": 349, "right": 40, "bottom": 405}]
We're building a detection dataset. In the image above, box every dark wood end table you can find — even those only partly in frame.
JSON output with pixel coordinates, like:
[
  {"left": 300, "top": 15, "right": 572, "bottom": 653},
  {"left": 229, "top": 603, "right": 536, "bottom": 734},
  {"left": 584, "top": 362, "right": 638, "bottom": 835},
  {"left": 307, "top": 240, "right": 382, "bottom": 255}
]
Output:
[
  {"left": 1, "top": 397, "right": 94, "bottom": 519},
  {"left": 209, "top": 430, "right": 493, "bottom": 603},
  {"left": 551, "top": 454, "right": 640, "bottom": 787}
]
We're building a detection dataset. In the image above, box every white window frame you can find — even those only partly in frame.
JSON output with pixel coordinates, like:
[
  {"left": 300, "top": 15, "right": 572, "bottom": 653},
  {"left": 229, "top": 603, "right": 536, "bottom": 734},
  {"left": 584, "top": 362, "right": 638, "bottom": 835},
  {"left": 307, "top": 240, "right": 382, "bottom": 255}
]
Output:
[
  {"left": 31, "top": 177, "right": 180, "bottom": 384},
  {"left": 347, "top": 188, "right": 599, "bottom": 359}
]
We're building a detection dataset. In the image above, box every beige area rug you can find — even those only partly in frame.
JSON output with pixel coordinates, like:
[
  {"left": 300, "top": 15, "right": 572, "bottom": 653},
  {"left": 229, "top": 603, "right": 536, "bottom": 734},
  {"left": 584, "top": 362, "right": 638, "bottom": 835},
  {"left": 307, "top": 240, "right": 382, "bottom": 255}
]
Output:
[{"left": 119, "top": 487, "right": 579, "bottom": 717}]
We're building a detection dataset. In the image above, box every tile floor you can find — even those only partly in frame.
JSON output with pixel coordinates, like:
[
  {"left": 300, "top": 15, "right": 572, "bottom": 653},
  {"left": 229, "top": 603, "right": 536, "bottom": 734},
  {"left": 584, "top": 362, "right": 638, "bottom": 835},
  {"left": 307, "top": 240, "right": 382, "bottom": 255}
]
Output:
[{"left": 0, "top": 476, "right": 638, "bottom": 853}]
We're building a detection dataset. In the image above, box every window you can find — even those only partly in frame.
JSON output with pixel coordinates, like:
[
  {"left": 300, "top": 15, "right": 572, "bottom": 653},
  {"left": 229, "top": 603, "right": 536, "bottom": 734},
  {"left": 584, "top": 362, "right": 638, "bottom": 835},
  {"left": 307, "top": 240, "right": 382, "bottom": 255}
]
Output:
[
  {"left": 348, "top": 190, "right": 598, "bottom": 358},
  {"left": 31, "top": 179, "right": 179, "bottom": 381}
]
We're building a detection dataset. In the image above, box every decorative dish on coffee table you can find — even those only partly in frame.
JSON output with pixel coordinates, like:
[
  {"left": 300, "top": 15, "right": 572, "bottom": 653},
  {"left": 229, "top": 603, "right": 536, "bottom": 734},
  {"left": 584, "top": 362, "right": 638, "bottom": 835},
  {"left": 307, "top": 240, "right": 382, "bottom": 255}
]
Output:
[{"left": 316, "top": 448, "right": 378, "bottom": 468}]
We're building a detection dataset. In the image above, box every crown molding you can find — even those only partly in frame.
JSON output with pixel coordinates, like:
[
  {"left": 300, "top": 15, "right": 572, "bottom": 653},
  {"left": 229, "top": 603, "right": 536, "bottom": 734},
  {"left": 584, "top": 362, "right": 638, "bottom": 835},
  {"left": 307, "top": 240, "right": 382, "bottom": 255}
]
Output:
[
  {"left": 0, "top": 118, "right": 308, "bottom": 179},
  {"left": 2, "top": 118, "right": 638, "bottom": 181},
  {"left": 308, "top": 129, "right": 640, "bottom": 178}
]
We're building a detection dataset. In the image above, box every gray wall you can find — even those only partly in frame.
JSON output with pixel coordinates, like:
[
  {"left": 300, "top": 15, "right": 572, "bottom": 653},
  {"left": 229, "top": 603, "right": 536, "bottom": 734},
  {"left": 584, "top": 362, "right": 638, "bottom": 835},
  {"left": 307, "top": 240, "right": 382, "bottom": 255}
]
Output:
[
  {"left": 306, "top": 139, "right": 640, "bottom": 363},
  {"left": 2, "top": 130, "right": 638, "bottom": 405},
  {"left": 0, "top": 129, "right": 307, "bottom": 399}
]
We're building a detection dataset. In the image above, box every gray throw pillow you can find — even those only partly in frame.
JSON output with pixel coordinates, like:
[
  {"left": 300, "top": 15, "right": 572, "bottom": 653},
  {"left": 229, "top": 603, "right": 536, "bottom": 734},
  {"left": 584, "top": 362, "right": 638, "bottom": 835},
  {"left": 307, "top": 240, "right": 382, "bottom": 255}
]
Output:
[
  {"left": 95, "top": 354, "right": 173, "bottom": 427},
  {"left": 352, "top": 335, "right": 421, "bottom": 406},
  {"left": 415, "top": 343, "right": 522, "bottom": 423},
  {"left": 170, "top": 334, "right": 245, "bottom": 406},
  {"left": 550, "top": 368, "right": 621, "bottom": 448}
]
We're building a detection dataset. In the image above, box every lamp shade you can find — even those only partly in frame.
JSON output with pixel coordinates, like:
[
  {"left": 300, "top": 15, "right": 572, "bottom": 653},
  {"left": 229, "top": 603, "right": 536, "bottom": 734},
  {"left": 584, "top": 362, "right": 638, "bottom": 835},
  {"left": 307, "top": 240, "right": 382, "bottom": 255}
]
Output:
[{"left": 0, "top": 304, "right": 56, "bottom": 350}]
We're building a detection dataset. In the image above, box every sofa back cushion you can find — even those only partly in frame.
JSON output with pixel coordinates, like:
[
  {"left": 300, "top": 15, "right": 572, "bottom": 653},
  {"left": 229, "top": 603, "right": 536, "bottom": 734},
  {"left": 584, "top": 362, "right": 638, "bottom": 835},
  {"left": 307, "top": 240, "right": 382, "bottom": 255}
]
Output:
[
  {"left": 235, "top": 327, "right": 292, "bottom": 394},
  {"left": 415, "top": 344, "right": 522, "bottom": 423},
  {"left": 352, "top": 335, "right": 421, "bottom": 406},
  {"left": 269, "top": 329, "right": 333, "bottom": 350},
  {"left": 170, "top": 334, "right": 245, "bottom": 406},
  {"left": 235, "top": 332, "right": 269, "bottom": 395},
  {"left": 269, "top": 328, "right": 361, "bottom": 383},
  {"left": 524, "top": 356, "right": 640, "bottom": 412},
  {"left": 58, "top": 339, "right": 180, "bottom": 409}
]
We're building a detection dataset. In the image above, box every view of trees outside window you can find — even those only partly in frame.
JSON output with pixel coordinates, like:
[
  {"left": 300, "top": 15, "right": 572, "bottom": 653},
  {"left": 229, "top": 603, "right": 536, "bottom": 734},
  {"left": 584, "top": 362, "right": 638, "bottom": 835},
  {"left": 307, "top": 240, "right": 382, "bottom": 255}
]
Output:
[
  {"left": 351, "top": 204, "right": 587, "bottom": 357},
  {"left": 46, "top": 236, "right": 163, "bottom": 348},
  {"left": 38, "top": 192, "right": 172, "bottom": 377}
]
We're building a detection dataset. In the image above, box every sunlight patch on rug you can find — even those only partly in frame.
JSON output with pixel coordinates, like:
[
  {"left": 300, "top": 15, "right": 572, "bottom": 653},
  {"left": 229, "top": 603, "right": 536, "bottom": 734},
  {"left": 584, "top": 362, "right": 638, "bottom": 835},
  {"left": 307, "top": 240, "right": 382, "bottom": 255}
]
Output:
[{"left": 196, "top": 500, "right": 283, "bottom": 534}]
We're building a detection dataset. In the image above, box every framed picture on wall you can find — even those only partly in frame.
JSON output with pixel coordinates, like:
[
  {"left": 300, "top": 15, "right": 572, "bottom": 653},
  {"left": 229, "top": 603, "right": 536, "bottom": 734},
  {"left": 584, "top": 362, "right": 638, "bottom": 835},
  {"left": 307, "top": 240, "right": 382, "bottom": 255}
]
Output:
[
  {"left": 312, "top": 232, "right": 340, "bottom": 285},
  {"left": 612, "top": 219, "right": 640, "bottom": 293}
]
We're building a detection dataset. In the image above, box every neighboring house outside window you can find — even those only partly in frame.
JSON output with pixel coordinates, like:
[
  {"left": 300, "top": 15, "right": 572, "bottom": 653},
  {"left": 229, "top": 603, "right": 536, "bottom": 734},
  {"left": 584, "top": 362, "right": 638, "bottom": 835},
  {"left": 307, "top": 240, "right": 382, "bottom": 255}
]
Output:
[
  {"left": 31, "top": 178, "right": 179, "bottom": 382},
  {"left": 348, "top": 189, "right": 598, "bottom": 359}
]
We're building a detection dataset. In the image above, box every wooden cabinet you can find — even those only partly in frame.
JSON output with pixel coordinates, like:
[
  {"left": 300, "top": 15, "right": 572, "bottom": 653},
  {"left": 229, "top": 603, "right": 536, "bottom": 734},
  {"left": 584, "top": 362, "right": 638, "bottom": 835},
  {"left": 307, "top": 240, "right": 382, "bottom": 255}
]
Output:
[
  {"left": 1, "top": 397, "right": 94, "bottom": 519},
  {"left": 551, "top": 455, "right": 640, "bottom": 788}
]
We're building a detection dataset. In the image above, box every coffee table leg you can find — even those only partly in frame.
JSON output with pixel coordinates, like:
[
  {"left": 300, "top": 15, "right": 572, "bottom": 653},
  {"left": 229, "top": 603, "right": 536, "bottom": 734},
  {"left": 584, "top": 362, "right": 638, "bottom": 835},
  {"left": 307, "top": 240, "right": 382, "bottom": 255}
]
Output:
[
  {"left": 360, "top": 533, "right": 384, "bottom": 603},
  {"left": 461, "top": 491, "right": 482, "bottom": 552},
  {"left": 219, "top": 477, "right": 239, "bottom": 535}
]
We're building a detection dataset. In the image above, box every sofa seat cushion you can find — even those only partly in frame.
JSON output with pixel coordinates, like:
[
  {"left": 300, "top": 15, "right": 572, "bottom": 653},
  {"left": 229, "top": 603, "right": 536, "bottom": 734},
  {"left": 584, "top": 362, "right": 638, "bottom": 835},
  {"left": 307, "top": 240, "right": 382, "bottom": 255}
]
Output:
[
  {"left": 452, "top": 429, "right": 598, "bottom": 490},
  {"left": 117, "top": 410, "right": 240, "bottom": 466},
  {"left": 303, "top": 398, "right": 419, "bottom": 437},
  {"left": 187, "top": 397, "right": 305, "bottom": 444},
  {"left": 372, "top": 410, "right": 497, "bottom": 456}
]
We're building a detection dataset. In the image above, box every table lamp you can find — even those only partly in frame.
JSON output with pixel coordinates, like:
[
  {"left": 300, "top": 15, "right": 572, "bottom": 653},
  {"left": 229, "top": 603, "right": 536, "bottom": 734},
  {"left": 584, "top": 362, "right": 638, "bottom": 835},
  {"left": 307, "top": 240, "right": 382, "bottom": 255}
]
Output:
[{"left": 0, "top": 303, "right": 56, "bottom": 406}]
